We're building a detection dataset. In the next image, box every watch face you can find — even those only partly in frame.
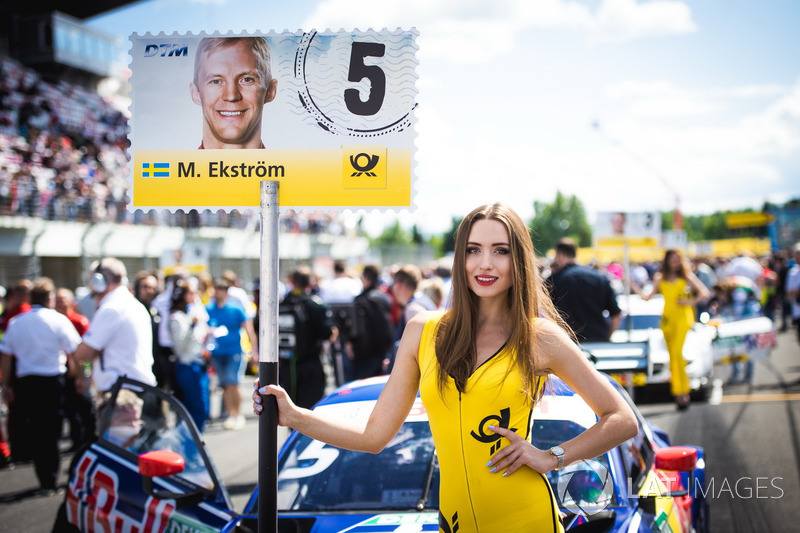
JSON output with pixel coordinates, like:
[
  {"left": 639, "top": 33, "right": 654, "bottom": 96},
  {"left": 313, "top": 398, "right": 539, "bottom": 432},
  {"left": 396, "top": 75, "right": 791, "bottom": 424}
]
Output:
[{"left": 551, "top": 446, "right": 564, "bottom": 456}]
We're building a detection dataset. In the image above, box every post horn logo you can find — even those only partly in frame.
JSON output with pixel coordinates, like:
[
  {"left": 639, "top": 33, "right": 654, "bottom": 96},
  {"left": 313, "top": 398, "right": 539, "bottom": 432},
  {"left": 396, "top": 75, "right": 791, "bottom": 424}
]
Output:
[
  {"left": 349, "top": 153, "right": 380, "bottom": 177},
  {"left": 471, "top": 407, "right": 517, "bottom": 454}
]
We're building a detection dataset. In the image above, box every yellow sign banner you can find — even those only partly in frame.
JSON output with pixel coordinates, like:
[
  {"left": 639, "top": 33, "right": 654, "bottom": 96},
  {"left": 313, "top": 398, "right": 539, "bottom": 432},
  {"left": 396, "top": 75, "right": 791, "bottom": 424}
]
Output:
[
  {"left": 133, "top": 148, "right": 411, "bottom": 208},
  {"left": 595, "top": 236, "right": 660, "bottom": 248},
  {"left": 725, "top": 212, "right": 775, "bottom": 228}
]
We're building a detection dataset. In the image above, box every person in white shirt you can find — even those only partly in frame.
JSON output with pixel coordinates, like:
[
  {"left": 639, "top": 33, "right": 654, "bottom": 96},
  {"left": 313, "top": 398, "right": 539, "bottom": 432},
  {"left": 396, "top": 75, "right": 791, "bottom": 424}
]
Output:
[
  {"left": 74, "top": 258, "right": 156, "bottom": 398},
  {"left": 786, "top": 244, "right": 800, "bottom": 346},
  {"left": 0, "top": 277, "right": 81, "bottom": 492},
  {"left": 319, "top": 261, "right": 363, "bottom": 304},
  {"left": 221, "top": 270, "right": 256, "bottom": 319},
  {"left": 318, "top": 261, "right": 362, "bottom": 384}
]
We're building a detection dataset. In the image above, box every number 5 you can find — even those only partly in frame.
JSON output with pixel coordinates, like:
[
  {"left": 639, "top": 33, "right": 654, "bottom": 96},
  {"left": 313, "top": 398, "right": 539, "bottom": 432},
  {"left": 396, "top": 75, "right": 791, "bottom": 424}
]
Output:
[{"left": 345, "top": 42, "right": 386, "bottom": 116}]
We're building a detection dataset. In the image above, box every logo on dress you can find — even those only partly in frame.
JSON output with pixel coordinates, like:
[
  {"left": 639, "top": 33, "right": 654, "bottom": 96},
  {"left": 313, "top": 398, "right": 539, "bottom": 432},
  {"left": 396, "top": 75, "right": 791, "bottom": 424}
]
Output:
[
  {"left": 470, "top": 407, "right": 517, "bottom": 454},
  {"left": 439, "top": 511, "right": 459, "bottom": 533}
]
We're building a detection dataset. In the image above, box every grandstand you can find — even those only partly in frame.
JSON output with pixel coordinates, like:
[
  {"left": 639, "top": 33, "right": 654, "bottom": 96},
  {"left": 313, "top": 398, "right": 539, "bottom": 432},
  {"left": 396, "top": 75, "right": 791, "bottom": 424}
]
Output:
[{"left": 0, "top": 3, "right": 370, "bottom": 290}]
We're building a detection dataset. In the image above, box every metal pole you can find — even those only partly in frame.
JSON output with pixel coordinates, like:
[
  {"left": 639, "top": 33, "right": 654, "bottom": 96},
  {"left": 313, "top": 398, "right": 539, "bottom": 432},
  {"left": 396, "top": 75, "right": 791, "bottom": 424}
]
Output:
[{"left": 258, "top": 181, "right": 279, "bottom": 533}]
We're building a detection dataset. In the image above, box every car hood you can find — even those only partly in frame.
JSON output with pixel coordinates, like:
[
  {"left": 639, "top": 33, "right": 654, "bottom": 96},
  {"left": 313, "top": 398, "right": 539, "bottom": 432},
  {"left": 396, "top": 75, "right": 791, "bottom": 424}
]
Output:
[{"left": 230, "top": 511, "right": 440, "bottom": 532}]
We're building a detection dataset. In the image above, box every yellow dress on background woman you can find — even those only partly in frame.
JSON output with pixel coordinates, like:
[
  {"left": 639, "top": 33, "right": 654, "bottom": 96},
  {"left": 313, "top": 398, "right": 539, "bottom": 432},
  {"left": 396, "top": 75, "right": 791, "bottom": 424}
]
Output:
[{"left": 659, "top": 277, "right": 695, "bottom": 398}]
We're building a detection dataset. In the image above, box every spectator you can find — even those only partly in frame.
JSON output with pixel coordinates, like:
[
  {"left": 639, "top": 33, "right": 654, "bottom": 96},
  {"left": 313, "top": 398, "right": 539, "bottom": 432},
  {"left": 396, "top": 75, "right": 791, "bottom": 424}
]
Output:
[
  {"left": 389, "top": 264, "right": 436, "bottom": 372},
  {"left": 55, "top": 287, "right": 94, "bottom": 450},
  {"left": 55, "top": 288, "right": 89, "bottom": 336},
  {"left": 319, "top": 260, "right": 362, "bottom": 303},
  {"left": 220, "top": 269, "right": 256, "bottom": 319},
  {"left": 319, "top": 261, "right": 361, "bottom": 385},
  {"left": 0, "top": 277, "right": 81, "bottom": 493},
  {"left": 774, "top": 252, "right": 792, "bottom": 332},
  {"left": 348, "top": 265, "right": 394, "bottom": 380},
  {"left": 207, "top": 278, "right": 258, "bottom": 429},
  {"left": 548, "top": 238, "right": 621, "bottom": 343},
  {"left": 419, "top": 277, "right": 445, "bottom": 310},
  {"left": 169, "top": 279, "right": 210, "bottom": 432},
  {"left": 197, "top": 272, "right": 214, "bottom": 305},
  {"left": 786, "top": 244, "right": 800, "bottom": 346},
  {"left": 0, "top": 278, "right": 32, "bottom": 464},
  {"left": 73, "top": 258, "right": 156, "bottom": 402},
  {"left": 278, "top": 268, "right": 337, "bottom": 408},
  {"left": 151, "top": 269, "right": 191, "bottom": 393},
  {"left": 434, "top": 256, "right": 454, "bottom": 310},
  {"left": 391, "top": 264, "right": 435, "bottom": 339},
  {"left": 759, "top": 256, "right": 779, "bottom": 322},
  {"left": 0, "top": 279, "right": 32, "bottom": 332},
  {"left": 134, "top": 270, "right": 173, "bottom": 393}
]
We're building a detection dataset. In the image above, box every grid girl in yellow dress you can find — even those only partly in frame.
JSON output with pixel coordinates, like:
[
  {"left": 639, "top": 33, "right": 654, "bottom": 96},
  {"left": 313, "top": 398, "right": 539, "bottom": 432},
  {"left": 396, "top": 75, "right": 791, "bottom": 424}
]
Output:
[
  {"left": 644, "top": 249, "right": 709, "bottom": 410},
  {"left": 254, "top": 203, "right": 638, "bottom": 532}
]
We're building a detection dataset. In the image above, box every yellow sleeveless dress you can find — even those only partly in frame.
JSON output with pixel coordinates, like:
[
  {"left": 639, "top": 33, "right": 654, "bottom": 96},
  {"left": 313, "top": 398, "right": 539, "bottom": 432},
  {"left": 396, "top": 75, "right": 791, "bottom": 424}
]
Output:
[
  {"left": 659, "top": 278, "right": 695, "bottom": 397},
  {"left": 418, "top": 314, "right": 564, "bottom": 533}
]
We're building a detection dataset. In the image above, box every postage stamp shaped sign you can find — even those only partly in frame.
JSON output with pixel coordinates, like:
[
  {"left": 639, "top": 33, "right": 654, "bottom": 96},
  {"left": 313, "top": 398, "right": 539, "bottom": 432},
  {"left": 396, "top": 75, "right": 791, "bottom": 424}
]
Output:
[{"left": 128, "top": 29, "right": 418, "bottom": 212}]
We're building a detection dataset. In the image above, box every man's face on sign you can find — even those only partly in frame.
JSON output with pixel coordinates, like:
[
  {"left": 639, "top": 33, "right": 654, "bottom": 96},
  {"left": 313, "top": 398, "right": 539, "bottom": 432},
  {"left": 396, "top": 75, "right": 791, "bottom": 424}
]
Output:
[{"left": 191, "top": 40, "right": 277, "bottom": 148}]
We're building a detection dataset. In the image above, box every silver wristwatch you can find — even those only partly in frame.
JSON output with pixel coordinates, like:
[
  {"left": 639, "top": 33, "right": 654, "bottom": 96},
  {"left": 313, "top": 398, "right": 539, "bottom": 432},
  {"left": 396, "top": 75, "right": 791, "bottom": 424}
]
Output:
[{"left": 549, "top": 446, "right": 565, "bottom": 471}]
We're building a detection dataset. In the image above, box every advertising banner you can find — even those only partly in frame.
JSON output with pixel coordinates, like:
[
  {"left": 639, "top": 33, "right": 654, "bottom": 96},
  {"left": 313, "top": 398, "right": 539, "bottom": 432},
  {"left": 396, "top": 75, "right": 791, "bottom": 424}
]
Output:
[
  {"left": 128, "top": 30, "right": 418, "bottom": 211},
  {"left": 594, "top": 211, "right": 660, "bottom": 247}
]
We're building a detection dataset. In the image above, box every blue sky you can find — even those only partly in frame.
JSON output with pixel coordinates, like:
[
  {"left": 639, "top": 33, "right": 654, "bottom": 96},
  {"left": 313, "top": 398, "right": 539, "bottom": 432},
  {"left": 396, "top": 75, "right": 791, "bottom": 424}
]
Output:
[{"left": 87, "top": 0, "right": 800, "bottom": 236}]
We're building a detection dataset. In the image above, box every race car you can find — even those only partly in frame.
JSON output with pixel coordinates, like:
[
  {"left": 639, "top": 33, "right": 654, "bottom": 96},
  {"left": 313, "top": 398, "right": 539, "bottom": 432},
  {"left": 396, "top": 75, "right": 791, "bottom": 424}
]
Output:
[
  {"left": 605, "top": 294, "right": 717, "bottom": 395},
  {"left": 708, "top": 315, "right": 777, "bottom": 374},
  {"left": 55, "top": 375, "right": 708, "bottom": 533}
]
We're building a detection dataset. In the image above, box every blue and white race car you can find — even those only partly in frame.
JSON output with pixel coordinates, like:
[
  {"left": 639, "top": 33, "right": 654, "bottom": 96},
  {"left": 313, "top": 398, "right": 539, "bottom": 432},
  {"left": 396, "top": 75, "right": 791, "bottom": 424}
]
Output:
[{"left": 55, "top": 374, "right": 708, "bottom": 533}]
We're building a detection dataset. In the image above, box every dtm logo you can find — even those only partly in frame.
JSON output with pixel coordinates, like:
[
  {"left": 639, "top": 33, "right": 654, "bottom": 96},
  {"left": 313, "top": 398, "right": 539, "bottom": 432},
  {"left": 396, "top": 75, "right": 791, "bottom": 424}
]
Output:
[
  {"left": 144, "top": 44, "right": 188, "bottom": 57},
  {"left": 349, "top": 153, "right": 379, "bottom": 177}
]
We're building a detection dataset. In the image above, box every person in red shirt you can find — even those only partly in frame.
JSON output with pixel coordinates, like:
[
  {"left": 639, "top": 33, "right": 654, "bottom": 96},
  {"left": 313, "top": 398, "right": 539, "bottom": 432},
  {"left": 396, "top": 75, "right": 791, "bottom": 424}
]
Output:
[
  {"left": 0, "top": 279, "right": 32, "bottom": 466},
  {"left": 55, "top": 288, "right": 94, "bottom": 449},
  {"left": 55, "top": 288, "right": 90, "bottom": 336},
  {"left": 0, "top": 280, "right": 33, "bottom": 332}
]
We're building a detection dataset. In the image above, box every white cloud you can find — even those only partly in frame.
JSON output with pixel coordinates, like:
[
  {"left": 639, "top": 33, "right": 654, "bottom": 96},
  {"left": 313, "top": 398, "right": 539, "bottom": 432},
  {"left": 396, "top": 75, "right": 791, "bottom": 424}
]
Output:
[
  {"left": 305, "top": 0, "right": 698, "bottom": 63},
  {"left": 590, "top": 77, "right": 800, "bottom": 216},
  {"left": 628, "top": 97, "right": 720, "bottom": 118},
  {"left": 402, "top": 74, "right": 800, "bottom": 233},
  {"left": 727, "top": 84, "right": 789, "bottom": 99},
  {"left": 591, "top": 0, "right": 697, "bottom": 43},
  {"left": 606, "top": 79, "right": 795, "bottom": 119},
  {"left": 738, "top": 79, "right": 800, "bottom": 156},
  {"left": 299, "top": 0, "right": 795, "bottom": 232}
]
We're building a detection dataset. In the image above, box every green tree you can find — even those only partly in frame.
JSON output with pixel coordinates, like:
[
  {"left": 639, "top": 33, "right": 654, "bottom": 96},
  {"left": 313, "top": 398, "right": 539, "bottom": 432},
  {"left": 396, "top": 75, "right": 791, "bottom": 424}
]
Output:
[
  {"left": 411, "top": 224, "right": 424, "bottom": 245},
  {"left": 439, "top": 216, "right": 461, "bottom": 256},
  {"left": 372, "top": 220, "right": 412, "bottom": 247},
  {"left": 529, "top": 191, "right": 592, "bottom": 254}
]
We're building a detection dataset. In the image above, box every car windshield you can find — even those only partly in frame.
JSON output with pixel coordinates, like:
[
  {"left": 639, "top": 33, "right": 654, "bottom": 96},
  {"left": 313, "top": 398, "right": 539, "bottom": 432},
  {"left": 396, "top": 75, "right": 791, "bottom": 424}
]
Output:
[
  {"left": 275, "top": 414, "right": 615, "bottom": 513},
  {"left": 277, "top": 421, "right": 438, "bottom": 511},
  {"left": 99, "top": 384, "right": 214, "bottom": 491}
]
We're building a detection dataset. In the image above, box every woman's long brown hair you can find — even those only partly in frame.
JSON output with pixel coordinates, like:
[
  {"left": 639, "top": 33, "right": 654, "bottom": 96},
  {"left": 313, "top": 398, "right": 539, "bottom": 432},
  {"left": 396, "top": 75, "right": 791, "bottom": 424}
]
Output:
[
  {"left": 434, "top": 203, "right": 571, "bottom": 400},
  {"left": 662, "top": 249, "right": 689, "bottom": 279}
]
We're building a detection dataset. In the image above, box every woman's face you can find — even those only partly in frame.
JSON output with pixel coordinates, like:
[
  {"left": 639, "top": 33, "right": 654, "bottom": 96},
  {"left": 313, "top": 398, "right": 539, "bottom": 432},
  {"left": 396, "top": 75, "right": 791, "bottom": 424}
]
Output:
[
  {"left": 183, "top": 288, "right": 195, "bottom": 305},
  {"left": 465, "top": 219, "right": 513, "bottom": 299},
  {"left": 667, "top": 252, "right": 682, "bottom": 273}
]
